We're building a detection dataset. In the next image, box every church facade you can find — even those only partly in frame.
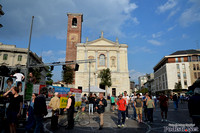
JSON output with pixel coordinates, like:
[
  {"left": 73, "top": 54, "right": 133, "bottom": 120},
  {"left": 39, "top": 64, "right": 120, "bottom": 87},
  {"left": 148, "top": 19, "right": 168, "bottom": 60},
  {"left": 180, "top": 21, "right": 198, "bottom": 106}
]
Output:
[{"left": 65, "top": 13, "right": 130, "bottom": 96}]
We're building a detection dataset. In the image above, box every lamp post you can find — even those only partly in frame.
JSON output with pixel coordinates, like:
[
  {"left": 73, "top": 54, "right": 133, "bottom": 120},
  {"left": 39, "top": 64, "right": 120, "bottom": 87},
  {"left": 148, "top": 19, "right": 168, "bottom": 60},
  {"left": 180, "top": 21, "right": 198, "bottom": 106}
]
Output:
[
  {"left": 88, "top": 61, "right": 91, "bottom": 94},
  {"left": 23, "top": 16, "right": 34, "bottom": 101}
]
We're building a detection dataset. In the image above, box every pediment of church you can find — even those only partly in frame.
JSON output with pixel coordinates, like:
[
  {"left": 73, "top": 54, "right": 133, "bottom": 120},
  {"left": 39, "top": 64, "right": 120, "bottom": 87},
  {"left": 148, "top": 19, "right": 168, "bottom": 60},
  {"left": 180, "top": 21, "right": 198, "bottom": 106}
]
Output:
[{"left": 86, "top": 38, "right": 118, "bottom": 46}]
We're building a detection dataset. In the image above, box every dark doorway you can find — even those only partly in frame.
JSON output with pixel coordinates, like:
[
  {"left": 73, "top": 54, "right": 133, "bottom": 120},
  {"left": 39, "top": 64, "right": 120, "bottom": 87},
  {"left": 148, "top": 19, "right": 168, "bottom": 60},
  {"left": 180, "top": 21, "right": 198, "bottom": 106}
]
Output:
[{"left": 112, "top": 88, "right": 116, "bottom": 96}]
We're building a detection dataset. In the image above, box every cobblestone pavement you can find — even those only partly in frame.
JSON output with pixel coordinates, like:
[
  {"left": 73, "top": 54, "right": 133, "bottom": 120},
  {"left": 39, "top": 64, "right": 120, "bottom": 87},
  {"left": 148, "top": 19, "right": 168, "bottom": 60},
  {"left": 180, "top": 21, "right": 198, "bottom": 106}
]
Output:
[{"left": 43, "top": 100, "right": 193, "bottom": 133}]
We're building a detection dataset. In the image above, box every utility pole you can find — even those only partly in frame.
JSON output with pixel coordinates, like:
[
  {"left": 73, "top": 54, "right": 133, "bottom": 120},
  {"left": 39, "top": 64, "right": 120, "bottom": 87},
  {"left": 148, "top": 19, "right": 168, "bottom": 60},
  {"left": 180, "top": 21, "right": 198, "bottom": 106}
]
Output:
[
  {"left": 23, "top": 16, "right": 34, "bottom": 101},
  {"left": 89, "top": 61, "right": 91, "bottom": 94}
]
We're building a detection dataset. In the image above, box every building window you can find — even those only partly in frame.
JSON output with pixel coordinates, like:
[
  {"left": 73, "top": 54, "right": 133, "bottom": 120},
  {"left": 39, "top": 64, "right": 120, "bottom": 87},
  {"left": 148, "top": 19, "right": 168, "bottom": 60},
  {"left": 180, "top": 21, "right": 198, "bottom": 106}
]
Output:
[
  {"left": 175, "top": 58, "right": 179, "bottom": 62},
  {"left": 192, "top": 55, "right": 198, "bottom": 62},
  {"left": 176, "top": 64, "right": 180, "bottom": 70},
  {"left": 188, "top": 56, "right": 192, "bottom": 62},
  {"left": 3, "top": 54, "right": 8, "bottom": 60},
  {"left": 72, "top": 18, "right": 77, "bottom": 26},
  {"left": 198, "top": 72, "right": 200, "bottom": 78},
  {"left": 193, "top": 64, "right": 196, "bottom": 70},
  {"left": 183, "top": 72, "right": 187, "bottom": 79},
  {"left": 199, "top": 56, "right": 200, "bottom": 61},
  {"left": 182, "top": 64, "right": 185, "bottom": 70},
  {"left": 194, "top": 72, "right": 197, "bottom": 79},
  {"left": 99, "top": 54, "right": 105, "bottom": 66},
  {"left": 184, "top": 81, "right": 187, "bottom": 86},
  {"left": 177, "top": 72, "right": 181, "bottom": 79},
  {"left": 18, "top": 55, "right": 22, "bottom": 61},
  {"left": 181, "top": 57, "right": 184, "bottom": 62},
  {"left": 197, "top": 64, "right": 200, "bottom": 70}
]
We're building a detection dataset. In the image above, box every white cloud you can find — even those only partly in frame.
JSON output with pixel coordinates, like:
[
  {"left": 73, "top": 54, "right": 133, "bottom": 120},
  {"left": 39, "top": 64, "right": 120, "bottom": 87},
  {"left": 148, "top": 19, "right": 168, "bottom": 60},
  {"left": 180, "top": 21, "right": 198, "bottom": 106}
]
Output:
[
  {"left": 58, "top": 50, "right": 66, "bottom": 55},
  {"left": 0, "top": 0, "right": 139, "bottom": 39},
  {"left": 167, "top": 8, "right": 180, "bottom": 19},
  {"left": 148, "top": 40, "right": 162, "bottom": 46},
  {"left": 129, "top": 69, "right": 145, "bottom": 82},
  {"left": 152, "top": 32, "right": 163, "bottom": 38},
  {"left": 132, "top": 17, "right": 140, "bottom": 25},
  {"left": 179, "top": 0, "right": 200, "bottom": 27},
  {"left": 157, "top": 0, "right": 177, "bottom": 13},
  {"left": 167, "top": 25, "right": 176, "bottom": 31},
  {"left": 42, "top": 50, "right": 53, "bottom": 57},
  {"left": 58, "top": 58, "right": 66, "bottom": 62},
  {"left": 124, "top": 3, "right": 138, "bottom": 14},
  {"left": 182, "top": 34, "right": 189, "bottom": 39}
]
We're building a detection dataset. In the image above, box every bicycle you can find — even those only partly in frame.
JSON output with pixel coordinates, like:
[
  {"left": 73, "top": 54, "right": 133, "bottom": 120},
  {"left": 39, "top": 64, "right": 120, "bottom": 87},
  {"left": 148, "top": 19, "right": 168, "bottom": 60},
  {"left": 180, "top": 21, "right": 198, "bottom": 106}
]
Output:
[{"left": 58, "top": 109, "right": 90, "bottom": 127}]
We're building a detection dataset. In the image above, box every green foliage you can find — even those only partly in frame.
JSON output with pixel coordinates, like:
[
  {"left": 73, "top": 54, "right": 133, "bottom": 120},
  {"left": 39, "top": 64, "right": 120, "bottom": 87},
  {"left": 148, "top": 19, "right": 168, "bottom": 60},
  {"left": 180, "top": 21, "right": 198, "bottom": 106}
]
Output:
[
  {"left": 174, "top": 82, "right": 182, "bottom": 90},
  {"left": 46, "top": 66, "right": 53, "bottom": 85},
  {"left": 62, "top": 65, "right": 74, "bottom": 85},
  {"left": 98, "top": 68, "right": 112, "bottom": 87},
  {"left": 45, "top": 66, "right": 53, "bottom": 85},
  {"left": 32, "top": 68, "right": 41, "bottom": 84},
  {"left": 137, "top": 88, "right": 148, "bottom": 94}
]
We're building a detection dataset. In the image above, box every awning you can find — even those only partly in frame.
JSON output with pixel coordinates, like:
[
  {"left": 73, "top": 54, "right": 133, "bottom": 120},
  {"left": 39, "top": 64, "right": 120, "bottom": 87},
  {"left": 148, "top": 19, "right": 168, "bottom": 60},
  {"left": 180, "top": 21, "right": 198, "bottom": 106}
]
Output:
[{"left": 83, "top": 86, "right": 106, "bottom": 93}]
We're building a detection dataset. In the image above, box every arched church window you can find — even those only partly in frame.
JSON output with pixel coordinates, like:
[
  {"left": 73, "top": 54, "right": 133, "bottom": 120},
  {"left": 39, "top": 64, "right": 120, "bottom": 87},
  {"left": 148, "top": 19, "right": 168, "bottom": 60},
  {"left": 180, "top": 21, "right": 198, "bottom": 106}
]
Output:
[
  {"left": 72, "top": 18, "right": 77, "bottom": 26},
  {"left": 99, "top": 54, "right": 105, "bottom": 66}
]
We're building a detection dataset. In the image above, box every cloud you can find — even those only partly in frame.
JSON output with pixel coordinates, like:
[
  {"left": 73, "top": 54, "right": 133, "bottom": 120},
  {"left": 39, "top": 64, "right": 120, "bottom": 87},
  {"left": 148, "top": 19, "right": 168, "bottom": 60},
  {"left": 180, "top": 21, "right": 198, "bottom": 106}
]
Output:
[
  {"left": 179, "top": 0, "right": 200, "bottom": 27},
  {"left": 42, "top": 50, "right": 53, "bottom": 57},
  {"left": 58, "top": 58, "right": 66, "bottom": 62},
  {"left": 182, "top": 34, "right": 189, "bottom": 39},
  {"left": 129, "top": 69, "right": 145, "bottom": 82},
  {"left": 152, "top": 32, "right": 163, "bottom": 38},
  {"left": 58, "top": 50, "right": 66, "bottom": 55},
  {"left": 167, "top": 25, "right": 176, "bottom": 31},
  {"left": 167, "top": 8, "right": 180, "bottom": 19},
  {"left": 157, "top": 0, "right": 177, "bottom": 13},
  {"left": 0, "top": 0, "right": 139, "bottom": 40},
  {"left": 132, "top": 17, "right": 140, "bottom": 25},
  {"left": 148, "top": 40, "right": 162, "bottom": 46}
]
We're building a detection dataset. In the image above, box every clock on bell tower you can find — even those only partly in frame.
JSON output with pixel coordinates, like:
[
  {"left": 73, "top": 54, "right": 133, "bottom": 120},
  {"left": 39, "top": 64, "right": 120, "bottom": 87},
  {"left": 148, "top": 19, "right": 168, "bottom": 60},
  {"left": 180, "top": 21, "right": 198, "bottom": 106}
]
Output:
[{"left": 66, "top": 13, "right": 83, "bottom": 62}]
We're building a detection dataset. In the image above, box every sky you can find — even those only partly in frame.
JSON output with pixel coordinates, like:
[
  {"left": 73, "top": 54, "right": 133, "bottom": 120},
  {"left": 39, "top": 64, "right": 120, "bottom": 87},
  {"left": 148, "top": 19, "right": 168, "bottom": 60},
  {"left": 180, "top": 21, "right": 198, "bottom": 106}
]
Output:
[{"left": 0, "top": 0, "right": 200, "bottom": 83}]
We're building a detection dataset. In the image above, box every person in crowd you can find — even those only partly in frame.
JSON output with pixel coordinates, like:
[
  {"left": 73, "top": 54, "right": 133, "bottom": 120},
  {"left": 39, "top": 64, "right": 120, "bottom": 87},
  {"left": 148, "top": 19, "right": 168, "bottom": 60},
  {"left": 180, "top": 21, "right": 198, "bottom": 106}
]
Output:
[
  {"left": 88, "top": 93, "right": 95, "bottom": 114},
  {"left": 3, "top": 87, "right": 23, "bottom": 133},
  {"left": 49, "top": 92, "right": 60, "bottom": 116},
  {"left": 159, "top": 93, "right": 169, "bottom": 122},
  {"left": 143, "top": 92, "right": 148, "bottom": 121},
  {"left": 123, "top": 91, "right": 130, "bottom": 119},
  {"left": 95, "top": 93, "right": 107, "bottom": 130},
  {"left": 81, "top": 94, "right": 87, "bottom": 112},
  {"left": 28, "top": 72, "right": 36, "bottom": 84},
  {"left": 16, "top": 82, "right": 23, "bottom": 94},
  {"left": 188, "top": 87, "right": 200, "bottom": 127},
  {"left": 111, "top": 94, "right": 116, "bottom": 113},
  {"left": 134, "top": 93, "right": 143, "bottom": 123},
  {"left": 146, "top": 95, "right": 155, "bottom": 123},
  {"left": 12, "top": 69, "right": 25, "bottom": 83},
  {"left": 34, "top": 87, "right": 48, "bottom": 133},
  {"left": 64, "top": 91, "right": 75, "bottom": 130},
  {"left": 49, "top": 92, "right": 60, "bottom": 130},
  {"left": 173, "top": 93, "right": 178, "bottom": 110},
  {"left": 107, "top": 94, "right": 111, "bottom": 100},
  {"left": 4, "top": 77, "right": 13, "bottom": 92},
  {"left": 131, "top": 92, "right": 137, "bottom": 120},
  {"left": 25, "top": 93, "right": 38, "bottom": 132},
  {"left": 117, "top": 94, "right": 126, "bottom": 128},
  {"left": 153, "top": 96, "right": 157, "bottom": 108}
]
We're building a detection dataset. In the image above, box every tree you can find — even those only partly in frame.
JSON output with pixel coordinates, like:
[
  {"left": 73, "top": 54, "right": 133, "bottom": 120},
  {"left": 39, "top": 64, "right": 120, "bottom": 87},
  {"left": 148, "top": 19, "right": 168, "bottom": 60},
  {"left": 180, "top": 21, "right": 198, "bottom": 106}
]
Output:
[
  {"left": 32, "top": 68, "right": 41, "bottom": 84},
  {"left": 62, "top": 65, "right": 74, "bottom": 86},
  {"left": 137, "top": 88, "right": 148, "bottom": 94},
  {"left": 46, "top": 66, "right": 53, "bottom": 85},
  {"left": 98, "top": 68, "right": 112, "bottom": 91}
]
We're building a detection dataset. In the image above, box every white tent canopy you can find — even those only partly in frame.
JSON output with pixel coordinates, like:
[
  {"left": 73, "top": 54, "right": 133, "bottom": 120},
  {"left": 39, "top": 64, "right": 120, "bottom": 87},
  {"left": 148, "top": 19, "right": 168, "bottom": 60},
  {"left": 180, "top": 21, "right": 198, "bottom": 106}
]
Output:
[{"left": 83, "top": 86, "right": 106, "bottom": 93}]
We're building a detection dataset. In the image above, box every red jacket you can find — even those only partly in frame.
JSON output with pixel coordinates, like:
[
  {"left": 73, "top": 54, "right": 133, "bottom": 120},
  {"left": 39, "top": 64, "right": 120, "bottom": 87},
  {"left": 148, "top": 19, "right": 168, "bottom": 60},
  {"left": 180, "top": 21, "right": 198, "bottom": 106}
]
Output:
[{"left": 117, "top": 99, "right": 126, "bottom": 111}]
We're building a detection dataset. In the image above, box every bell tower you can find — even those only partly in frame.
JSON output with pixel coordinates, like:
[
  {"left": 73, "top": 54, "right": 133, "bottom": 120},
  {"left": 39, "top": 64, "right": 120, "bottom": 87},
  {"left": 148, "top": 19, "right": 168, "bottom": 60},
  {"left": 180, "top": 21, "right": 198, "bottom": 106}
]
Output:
[{"left": 66, "top": 13, "right": 83, "bottom": 63}]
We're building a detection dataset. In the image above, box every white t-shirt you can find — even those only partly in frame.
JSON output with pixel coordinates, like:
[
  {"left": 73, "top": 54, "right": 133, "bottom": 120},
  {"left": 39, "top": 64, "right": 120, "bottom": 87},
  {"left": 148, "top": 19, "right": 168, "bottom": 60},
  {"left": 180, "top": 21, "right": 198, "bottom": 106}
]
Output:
[
  {"left": 13, "top": 73, "right": 24, "bottom": 82},
  {"left": 123, "top": 96, "right": 130, "bottom": 105}
]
